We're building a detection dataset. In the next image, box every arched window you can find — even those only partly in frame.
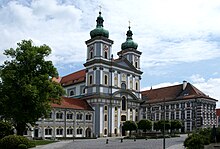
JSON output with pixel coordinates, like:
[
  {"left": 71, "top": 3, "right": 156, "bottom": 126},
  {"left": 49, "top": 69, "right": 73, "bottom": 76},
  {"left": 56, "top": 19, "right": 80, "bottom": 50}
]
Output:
[
  {"left": 104, "top": 105, "right": 108, "bottom": 111},
  {"left": 135, "top": 61, "right": 138, "bottom": 68},
  {"left": 104, "top": 129, "right": 107, "bottom": 135},
  {"left": 121, "top": 115, "right": 126, "bottom": 121},
  {"left": 89, "top": 75, "right": 93, "bottom": 85},
  {"left": 121, "top": 83, "right": 126, "bottom": 89},
  {"left": 45, "top": 127, "right": 52, "bottom": 135},
  {"left": 130, "top": 80, "right": 133, "bottom": 89},
  {"left": 104, "top": 75, "right": 108, "bottom": 85},
  {"left": 122, "top": 96, "right": 126, "bottom": 111},
  {"left": 105, "top": 114, "right": 107, "bottom": 121},
  {"left": 114, "top": 128, "right": 117, "bottom": 135},
  {"left": 114, "top": 76, "right": 118, "bottom": 86},
  {"left": 90, "top": 51, "right": 93, "bottom": 59},
  {"left": 56, "top": 112, "right": 63, "bottom": 119},
  {"left": 135, "top": 82, "right": 138, "bottom": 90},
  {"left": 56, "top": 127, "right": 63, "bottom": 135},
  {"left": 69, "top": 90, "right": 74, "bottom": 96},
  {"left": 67, "top": 127, "right": 73, "bottom": 135},
  {"left": 77, "top": 128, "right": 83, "bottom": 134},
  {"left": 104, "top": 51, "right": 108, "bottom": 59}
]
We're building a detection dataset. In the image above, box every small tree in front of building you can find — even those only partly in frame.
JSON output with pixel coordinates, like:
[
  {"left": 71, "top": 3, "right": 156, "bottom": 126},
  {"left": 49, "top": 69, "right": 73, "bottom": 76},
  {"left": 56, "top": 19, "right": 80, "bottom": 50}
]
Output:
[
  {"left": 170, "top": 120, "right": 182, "bottom": 134},
  {"left": 123, "top": 120, "right": 138, "bottom": 137},
  {"left": 137, "top": 119, "right": 152, "bottom": 133},
  {"left": 154, "top": 120, "right": 170, "bottom": 133}
]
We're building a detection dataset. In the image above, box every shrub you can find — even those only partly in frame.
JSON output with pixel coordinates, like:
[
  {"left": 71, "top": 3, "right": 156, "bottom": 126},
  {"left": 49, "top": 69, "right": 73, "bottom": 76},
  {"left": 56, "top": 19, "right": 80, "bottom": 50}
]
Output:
[
  {"left": 184, "top": 133, "right": 205, "bottom": 149},
  {"left": 0, "top": 121, "right": 14, "bottom": 139},
  {"left": 0, "top": 135, "right": 35, "bottom": 149},
  {"left": 18, "top": 144, "right": 27, "bottom": 149}
]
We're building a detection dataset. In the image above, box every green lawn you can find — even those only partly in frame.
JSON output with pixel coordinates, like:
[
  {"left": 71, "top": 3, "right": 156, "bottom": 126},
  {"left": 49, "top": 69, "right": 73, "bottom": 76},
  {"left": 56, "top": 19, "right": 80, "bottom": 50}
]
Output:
[{"left": 30, "top": 140, "right": 57, "bottom": 146}]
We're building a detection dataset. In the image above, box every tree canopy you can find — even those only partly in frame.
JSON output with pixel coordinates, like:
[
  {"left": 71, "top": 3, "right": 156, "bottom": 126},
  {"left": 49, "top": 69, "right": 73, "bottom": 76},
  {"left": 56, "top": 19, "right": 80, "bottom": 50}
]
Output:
[
  {"left": 137, "top": 119, "right": 152, "bottom": 132},
  {"left": 0, "top": 40, "right": 64, "bottom": 135},
  {"left": 123, "top": 120, "right": 137, "bottom": 137}
]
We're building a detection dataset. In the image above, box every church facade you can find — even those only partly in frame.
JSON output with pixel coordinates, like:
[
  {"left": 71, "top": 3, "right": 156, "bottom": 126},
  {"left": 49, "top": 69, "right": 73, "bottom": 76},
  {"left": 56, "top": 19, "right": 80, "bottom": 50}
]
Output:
[{"left": 60, "top": 11, "right": 143, "bottom": 137}]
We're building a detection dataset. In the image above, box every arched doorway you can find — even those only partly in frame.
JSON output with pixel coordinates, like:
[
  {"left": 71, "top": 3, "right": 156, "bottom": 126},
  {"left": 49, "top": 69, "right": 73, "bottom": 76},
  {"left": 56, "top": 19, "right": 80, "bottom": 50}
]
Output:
[
  {"left": 34, "top": 128, "right": 39, "bottom": 138},
  {"left": 85, "top": 128, "right": 91, "bottom": 138}
]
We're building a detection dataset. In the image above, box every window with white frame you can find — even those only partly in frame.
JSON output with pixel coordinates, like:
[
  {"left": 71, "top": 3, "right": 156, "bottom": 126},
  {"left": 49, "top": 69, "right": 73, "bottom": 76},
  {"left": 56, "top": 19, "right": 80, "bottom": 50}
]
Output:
[
  {"left": 135, "top": 81, "right": 138, "bottom": 90},
  {"left": 104, "top": 74, "right": 108, "bottom": 85},
  {"left": 77, "top": 128, "right": 83, "bottom": 134},
  {"left": 86, "top": 114, "right": 92, "bottom": 120},
  {"left": 77, "top": 113, "right": 83, "bottom": 120},
  {"left": 56, "top": 128, "right": 63, "bottom": 135},
  {"left": 67, "top": 113, "right": 73, "bottom": 120},
  {"left": 56, "top": 112, "right": 63, "bottom": 119},
  {"left": 89, "top": 75, "right": 93, "bottom": 85},
  {"left": 67, "top": 128, "right": 73, "bottom": 135},
  {"left": 45, "top": 127, "right": 52, "bottom": 135}
]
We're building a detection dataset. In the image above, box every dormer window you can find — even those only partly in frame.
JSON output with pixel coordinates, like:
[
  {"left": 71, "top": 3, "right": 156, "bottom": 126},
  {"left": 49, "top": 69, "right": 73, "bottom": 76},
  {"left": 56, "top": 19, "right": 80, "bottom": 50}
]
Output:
[{"left": 69, "top": 90, "right": 75, "bottom": 96}]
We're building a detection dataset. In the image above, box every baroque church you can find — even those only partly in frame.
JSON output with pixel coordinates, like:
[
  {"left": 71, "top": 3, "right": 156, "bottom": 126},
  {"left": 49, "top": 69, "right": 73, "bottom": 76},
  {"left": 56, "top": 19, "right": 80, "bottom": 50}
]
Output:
[{"left": 31, "top": 11, "right": 217, "bottom": 139}]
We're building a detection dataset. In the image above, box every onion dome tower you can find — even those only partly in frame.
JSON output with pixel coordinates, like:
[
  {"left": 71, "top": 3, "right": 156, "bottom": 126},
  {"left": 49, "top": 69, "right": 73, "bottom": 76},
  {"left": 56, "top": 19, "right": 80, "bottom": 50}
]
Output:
[
  {"left": 121, "top": 26, "right": 138, "bottom": 50},
  {"left": 90, "top": 11, "right": 109, "bottom": 38},
  {"left": 118, "top": 24, "right": 141, "bottom": 70}
]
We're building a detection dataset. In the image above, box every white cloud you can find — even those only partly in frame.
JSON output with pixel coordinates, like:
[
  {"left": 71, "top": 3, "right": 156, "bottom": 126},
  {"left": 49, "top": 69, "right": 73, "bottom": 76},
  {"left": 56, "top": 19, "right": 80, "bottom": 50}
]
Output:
[{"left": 189, "top": 75, "right": 220, "bottom": 107}]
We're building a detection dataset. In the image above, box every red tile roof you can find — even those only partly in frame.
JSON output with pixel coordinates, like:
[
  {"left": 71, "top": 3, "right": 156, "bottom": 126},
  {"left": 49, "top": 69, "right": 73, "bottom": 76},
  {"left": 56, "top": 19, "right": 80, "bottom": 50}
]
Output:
[
  {"left": 51, "top": 96, "right": 93, "bottom": 111},
  {"left": 216, "top": 109, "right": 220, "bottom": 116},
  {"left": 60, "top": 69, "right": 86, "bottom": 86},
  {"left": 141, "top": 82, "right": 217, "bottom": 104}
]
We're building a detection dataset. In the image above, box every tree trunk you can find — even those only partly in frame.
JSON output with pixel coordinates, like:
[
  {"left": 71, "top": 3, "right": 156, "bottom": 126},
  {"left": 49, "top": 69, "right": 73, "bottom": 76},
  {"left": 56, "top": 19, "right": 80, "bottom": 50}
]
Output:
[
  {"left": 16, "top": 123, "right": 26, "bottom": 136},
  {"left": 129, "top": 130, "right": 131, "bottom": 137}
]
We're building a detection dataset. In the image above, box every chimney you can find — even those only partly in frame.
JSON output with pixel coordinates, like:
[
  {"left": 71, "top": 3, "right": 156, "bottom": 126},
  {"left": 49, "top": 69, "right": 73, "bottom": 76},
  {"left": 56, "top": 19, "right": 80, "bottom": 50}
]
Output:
[{"left": 183, "top": 80, "right": 187, "bottom": 90}]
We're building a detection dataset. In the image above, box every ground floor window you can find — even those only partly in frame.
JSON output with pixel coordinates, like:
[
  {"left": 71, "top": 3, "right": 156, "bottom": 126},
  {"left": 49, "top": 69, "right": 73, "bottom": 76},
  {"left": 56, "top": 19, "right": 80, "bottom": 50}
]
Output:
[
  {"left": 77, "top": 128, "right": 83, "bottom": 134},
  {"left": 56, "top": 128, "right": 63, "bottom": 135},
  {"left": 45, "top": 128, "right": 52, "bottom": 135},
  {"left": 67, "top": 128, "right": 73, "bottom": 135}
]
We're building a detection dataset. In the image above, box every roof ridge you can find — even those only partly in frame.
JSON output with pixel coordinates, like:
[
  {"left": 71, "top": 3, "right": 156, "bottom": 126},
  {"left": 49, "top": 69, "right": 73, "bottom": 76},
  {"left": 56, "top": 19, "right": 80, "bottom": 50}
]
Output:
[
  {"left": 141, "top": 83, "right": 182, "bottom": 93},
  {"left": 62, "top": 69, "right": 85, "bottom": 78}
]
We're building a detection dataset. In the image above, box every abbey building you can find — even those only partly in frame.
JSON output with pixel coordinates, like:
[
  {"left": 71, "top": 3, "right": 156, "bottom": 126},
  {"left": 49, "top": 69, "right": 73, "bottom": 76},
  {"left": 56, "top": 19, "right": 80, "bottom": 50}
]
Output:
[{"left": 31, "top": 11, "right": 217, "bottom": 139}]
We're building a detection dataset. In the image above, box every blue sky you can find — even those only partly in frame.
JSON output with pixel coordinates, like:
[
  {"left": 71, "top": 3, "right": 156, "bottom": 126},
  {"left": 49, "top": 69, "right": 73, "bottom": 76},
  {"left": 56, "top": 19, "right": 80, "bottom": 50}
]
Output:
[{"left": 0, "top": 0, "right": 220, "bottom": 106}]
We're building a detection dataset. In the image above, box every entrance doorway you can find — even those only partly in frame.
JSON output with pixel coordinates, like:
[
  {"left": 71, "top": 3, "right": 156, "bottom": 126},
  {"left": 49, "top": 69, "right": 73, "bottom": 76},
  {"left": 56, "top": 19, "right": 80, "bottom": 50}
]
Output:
[
  {"left": 34, "top": 128, "right": 38, "bottom": 138},
  {"left": 85, "top": 128, "right": 91, "bottom": 138}
]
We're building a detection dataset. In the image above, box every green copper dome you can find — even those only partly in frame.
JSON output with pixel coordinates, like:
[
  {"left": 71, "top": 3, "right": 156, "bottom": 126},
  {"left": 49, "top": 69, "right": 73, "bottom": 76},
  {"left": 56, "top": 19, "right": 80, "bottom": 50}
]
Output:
[
  {"left": 90, "top": 12, "right": 109, "bottom": 38},
  {"left": 121, "top": 26, "right": 138, "bottom": 50}
]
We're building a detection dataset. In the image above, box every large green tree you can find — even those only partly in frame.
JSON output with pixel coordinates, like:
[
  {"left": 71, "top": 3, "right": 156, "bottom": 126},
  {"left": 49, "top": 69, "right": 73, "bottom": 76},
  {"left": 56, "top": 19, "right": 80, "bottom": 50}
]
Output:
[
  {"left": 123, "top": 120, "right": 138, "bottom": 137},
  {"left": 137, "top": 119, "right": 152, "bottom": 132},
  {"left": 0, "top": 40, "right": 64, "bottom": 135}
]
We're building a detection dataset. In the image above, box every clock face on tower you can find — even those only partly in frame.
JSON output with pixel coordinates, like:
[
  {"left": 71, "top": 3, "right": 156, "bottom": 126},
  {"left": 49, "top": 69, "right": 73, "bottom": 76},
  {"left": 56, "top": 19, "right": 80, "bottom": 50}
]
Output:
[{"left": 103, "top": 45, "right": 108, "bottom": 51}]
